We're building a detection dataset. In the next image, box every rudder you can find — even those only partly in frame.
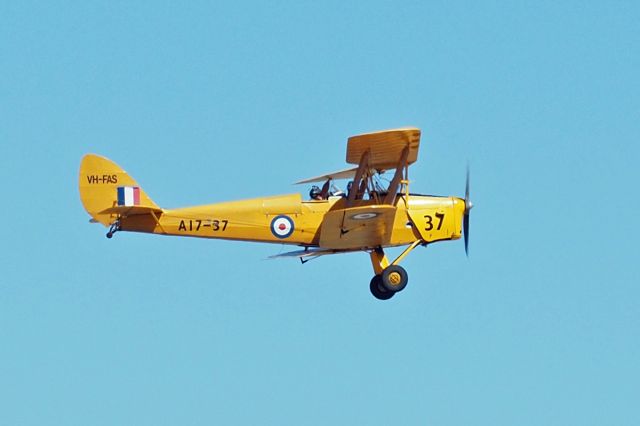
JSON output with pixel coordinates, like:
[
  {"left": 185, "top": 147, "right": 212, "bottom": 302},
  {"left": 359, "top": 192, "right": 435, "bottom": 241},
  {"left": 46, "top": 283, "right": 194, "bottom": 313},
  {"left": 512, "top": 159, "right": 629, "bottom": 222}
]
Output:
[{"left": 79, "top": 154, "right": 160, "bottom": 226}]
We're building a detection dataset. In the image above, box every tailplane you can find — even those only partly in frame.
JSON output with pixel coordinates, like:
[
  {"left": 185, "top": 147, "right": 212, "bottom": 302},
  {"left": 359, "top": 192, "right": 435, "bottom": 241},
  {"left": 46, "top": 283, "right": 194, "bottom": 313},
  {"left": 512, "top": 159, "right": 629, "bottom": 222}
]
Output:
[{"left": 79, "top": 154, "right": 161, "bottom": 226}]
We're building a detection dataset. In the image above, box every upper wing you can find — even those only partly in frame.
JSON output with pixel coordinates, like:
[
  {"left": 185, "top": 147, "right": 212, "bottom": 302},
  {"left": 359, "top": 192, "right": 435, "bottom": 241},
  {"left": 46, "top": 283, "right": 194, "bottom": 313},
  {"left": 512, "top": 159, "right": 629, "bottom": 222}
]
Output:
[
  {"left": 294, "top": 167, "right": 358, "bottom": 185},
  {"left": 347, "top": 127, "right": 421, "bottom": 170},
  {"left": 295, "top": 128, "right": 421, "bottom": 185}
]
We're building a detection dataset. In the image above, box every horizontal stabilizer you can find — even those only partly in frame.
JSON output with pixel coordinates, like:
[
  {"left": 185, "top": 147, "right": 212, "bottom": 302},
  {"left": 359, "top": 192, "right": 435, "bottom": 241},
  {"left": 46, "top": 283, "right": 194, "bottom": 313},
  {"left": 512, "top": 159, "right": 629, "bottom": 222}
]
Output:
[{"left": 99, "top": 205, "right": 163, "bottom": 217}]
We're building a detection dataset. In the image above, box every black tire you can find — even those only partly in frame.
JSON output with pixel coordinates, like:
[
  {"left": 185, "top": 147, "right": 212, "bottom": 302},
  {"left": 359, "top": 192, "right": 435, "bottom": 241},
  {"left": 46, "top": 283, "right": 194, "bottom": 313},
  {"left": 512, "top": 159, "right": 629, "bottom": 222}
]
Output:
[
  {"left": 381, "top": 265, "right": 408, "bottom": 293},
  {"left": 370, "top": 275, "right": 394, "bottom": 300}
]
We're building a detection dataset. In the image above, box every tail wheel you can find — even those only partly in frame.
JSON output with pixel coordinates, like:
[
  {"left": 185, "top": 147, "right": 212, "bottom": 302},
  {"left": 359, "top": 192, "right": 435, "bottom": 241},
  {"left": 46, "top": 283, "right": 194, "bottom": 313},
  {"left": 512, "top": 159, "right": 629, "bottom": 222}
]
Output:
[
  {"left": 370, "top": 275, "right": 394, "bottom": 300},
  {"left": 381, "top": 265, "right": 408, "bottom": 293}
]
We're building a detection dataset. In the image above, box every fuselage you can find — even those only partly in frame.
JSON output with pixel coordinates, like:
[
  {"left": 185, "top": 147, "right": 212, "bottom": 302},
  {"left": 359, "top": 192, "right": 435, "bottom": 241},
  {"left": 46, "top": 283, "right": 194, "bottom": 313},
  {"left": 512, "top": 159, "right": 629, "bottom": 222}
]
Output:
[{"left": 120, "top": 193, "right": 466, "bottom": 250}]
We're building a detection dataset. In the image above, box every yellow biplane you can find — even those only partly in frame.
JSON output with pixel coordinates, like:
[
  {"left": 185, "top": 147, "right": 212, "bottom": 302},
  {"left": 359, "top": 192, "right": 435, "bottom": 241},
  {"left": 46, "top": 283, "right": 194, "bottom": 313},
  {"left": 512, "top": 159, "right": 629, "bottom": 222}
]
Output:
[{"left": 79, "top": 127, "right": 472, "bottom": 300}]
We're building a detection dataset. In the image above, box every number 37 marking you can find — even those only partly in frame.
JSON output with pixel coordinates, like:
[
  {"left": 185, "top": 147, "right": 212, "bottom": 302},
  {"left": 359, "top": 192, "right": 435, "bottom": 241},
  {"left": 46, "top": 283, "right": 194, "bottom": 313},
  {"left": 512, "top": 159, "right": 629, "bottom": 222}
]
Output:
[{"left": 424, "top": 213, "right": 445, "bottom": 231}]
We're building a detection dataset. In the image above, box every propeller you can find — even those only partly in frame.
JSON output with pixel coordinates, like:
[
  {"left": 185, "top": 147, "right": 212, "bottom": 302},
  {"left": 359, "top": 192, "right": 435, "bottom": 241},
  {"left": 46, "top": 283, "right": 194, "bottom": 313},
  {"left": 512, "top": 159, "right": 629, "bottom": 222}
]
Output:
[{"left": 463, "top": 165, "right": 473, "bottom": 256}]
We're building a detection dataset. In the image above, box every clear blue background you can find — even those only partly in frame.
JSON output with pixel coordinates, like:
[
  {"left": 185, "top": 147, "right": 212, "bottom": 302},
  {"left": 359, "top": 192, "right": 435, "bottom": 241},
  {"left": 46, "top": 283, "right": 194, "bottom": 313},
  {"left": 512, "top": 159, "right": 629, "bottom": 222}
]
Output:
[{"left": 1, "top": 1, "right": 638, "bottom": 424}]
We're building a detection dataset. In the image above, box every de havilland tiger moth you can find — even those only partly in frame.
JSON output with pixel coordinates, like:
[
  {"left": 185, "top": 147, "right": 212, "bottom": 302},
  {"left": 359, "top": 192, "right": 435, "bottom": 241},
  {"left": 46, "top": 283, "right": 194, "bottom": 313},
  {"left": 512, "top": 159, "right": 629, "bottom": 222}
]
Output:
[{"left": 79, "top": 127, "right": 473, "bottom": 300}]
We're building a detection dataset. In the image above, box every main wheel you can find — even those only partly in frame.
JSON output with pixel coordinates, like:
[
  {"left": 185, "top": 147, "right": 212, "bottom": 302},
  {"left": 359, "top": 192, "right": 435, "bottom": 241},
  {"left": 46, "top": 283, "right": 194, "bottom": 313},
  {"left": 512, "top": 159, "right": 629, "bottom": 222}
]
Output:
[
  {"left": 370, "top": 275, "right": 394, "bottom": 300},
  {"left": 381, "top": 265, "right": 408, "bottom": 293}
]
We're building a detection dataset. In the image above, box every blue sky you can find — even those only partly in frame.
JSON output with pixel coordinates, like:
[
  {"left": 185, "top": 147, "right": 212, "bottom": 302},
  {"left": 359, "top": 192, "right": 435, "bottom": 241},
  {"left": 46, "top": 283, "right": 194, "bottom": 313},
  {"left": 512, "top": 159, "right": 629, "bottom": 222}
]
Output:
[{"left": 1, "top": 1, "right": 638, "bottom": 424}]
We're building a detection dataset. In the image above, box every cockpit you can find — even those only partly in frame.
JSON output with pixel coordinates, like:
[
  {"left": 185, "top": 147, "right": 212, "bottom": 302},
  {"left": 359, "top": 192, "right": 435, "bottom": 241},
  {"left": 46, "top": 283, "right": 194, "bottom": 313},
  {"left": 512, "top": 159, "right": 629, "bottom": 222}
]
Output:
[
  {"left": 307, "top": 181, "right": 346, "bottom": 201},
  {"left": 307, "top": 171, "right": 396, "bottom": 203}
]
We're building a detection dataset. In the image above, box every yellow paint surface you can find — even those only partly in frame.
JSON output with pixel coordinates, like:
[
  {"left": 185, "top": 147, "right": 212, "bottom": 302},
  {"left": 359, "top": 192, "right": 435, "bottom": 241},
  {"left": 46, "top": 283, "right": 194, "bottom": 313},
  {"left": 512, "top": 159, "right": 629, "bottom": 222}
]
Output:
[{"left": 79, "top": 154, "right": 464, "bottom": 250}]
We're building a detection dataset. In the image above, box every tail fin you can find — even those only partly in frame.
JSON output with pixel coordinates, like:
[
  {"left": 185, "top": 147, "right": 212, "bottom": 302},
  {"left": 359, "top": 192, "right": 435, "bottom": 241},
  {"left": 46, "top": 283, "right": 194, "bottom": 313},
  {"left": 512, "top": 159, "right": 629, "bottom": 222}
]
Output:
[{"left": 79, "top": 154, "right": 161, "bottom": 226}]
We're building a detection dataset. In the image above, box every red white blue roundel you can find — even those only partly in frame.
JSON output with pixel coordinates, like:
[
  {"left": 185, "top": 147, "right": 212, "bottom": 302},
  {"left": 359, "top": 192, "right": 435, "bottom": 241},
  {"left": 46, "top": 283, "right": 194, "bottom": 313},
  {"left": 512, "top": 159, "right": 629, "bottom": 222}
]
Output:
[{"left": 271, "top": 215, "right": 294, "bottom": 239}]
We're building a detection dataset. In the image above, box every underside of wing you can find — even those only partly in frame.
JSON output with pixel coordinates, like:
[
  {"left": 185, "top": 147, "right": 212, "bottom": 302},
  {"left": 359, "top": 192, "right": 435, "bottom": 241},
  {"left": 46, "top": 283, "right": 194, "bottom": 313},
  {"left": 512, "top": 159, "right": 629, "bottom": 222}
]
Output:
[{"left": 269, "top": 247, "right": 362, "bottom": 260}]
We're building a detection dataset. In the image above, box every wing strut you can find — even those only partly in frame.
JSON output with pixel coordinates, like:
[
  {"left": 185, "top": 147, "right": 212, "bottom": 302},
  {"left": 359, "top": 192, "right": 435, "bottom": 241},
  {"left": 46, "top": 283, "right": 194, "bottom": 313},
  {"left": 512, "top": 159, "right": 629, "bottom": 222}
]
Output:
[
  {"left": 382, "top": 145, "right": 410, "bottom": 205},
  {"left": 347, "top": 150, "right": 370, "bottom": 207},
  {"left": 320, "top": 179, "right": 331, "bottom": 199}
]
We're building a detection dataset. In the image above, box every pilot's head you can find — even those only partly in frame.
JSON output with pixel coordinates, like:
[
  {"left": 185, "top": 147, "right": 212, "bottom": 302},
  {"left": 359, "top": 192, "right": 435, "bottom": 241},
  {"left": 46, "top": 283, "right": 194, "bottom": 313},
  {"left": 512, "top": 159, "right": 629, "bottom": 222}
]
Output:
[{"left": 309, "top": 185, "right": 322, "bottom": 200}]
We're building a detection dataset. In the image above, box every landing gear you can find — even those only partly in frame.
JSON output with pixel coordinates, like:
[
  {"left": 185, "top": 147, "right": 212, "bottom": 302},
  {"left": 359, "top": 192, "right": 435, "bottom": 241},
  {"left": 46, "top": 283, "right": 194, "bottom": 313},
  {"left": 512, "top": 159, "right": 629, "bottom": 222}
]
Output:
[
  {"left": 369, "top": 265, "right": 409, "bottom": 300},
  {"left": 370, "top": 275, "right": 395, "bottom": 300},
  {"left": 106, "top": 220, "right": 121, "bottom": 239},
  {"left": 381, "top": 265, "right": 408, "bottom": 293},
  {"left": 368, "top": 242, "right": 420, "bottom": 300}
]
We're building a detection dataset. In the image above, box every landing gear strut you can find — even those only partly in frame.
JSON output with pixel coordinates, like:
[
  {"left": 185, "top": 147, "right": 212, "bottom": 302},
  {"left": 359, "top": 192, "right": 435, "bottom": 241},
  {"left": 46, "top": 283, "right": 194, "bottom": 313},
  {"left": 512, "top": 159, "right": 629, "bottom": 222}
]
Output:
[{"left": 368, "top": 241, "right": 420, "bottom": 300}]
